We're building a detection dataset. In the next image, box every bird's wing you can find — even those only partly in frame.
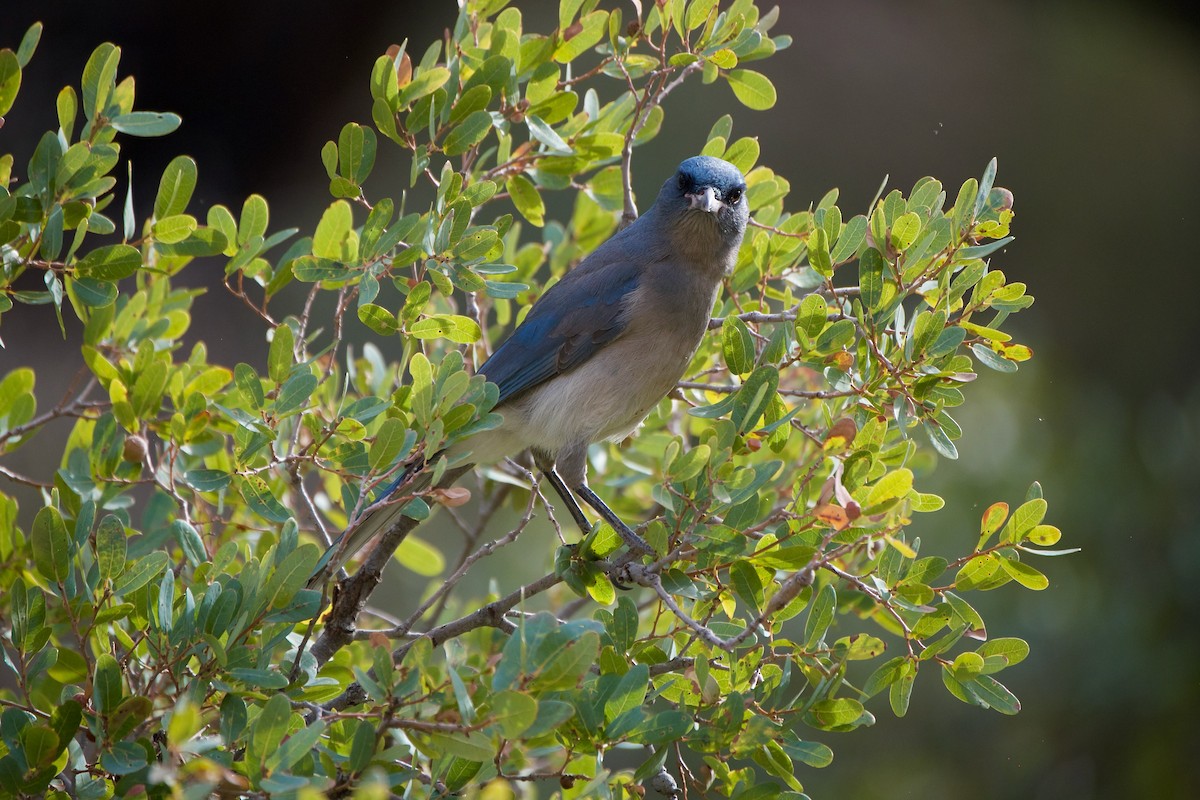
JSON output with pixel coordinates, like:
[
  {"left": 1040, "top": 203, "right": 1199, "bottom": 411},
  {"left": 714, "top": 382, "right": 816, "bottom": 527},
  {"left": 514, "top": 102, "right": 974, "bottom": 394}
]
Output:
[{"left": 479, "top": 259, "right": 642, "bottom": 404}]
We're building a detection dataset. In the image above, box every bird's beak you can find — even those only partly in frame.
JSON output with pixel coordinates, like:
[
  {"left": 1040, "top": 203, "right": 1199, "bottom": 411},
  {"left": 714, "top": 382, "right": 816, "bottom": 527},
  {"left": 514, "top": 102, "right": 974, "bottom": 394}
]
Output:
[{"left": 687, "top": 186, "right": 721, "bottom": 214}]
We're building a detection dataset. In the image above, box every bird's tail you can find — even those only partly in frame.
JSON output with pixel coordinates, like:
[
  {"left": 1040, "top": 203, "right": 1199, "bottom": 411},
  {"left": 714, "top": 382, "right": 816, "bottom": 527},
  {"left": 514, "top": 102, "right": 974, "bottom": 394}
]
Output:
[{"left": 307, "top": 461, "right": 433, "bottom": 587}]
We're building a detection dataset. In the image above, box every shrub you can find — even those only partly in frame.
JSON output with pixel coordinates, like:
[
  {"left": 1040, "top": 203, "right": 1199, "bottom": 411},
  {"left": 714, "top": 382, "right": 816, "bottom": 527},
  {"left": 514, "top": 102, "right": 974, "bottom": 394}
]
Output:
[{"left": 0, "top": 3, "right": 1066, "bottom": 797}]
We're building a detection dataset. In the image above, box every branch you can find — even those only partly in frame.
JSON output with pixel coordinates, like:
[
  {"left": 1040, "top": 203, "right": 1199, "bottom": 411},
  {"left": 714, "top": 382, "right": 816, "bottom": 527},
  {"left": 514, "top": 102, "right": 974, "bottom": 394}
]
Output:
[
  {"left": 618, "top": 60, "right": 703, "bottom": 228},
  {"left": 308, "top": 464, "right": 475, "bottom": 667},
  {"left": 706, "top": 291, "right": 858, "bottom": 331},
  {"left": 0, "top": 376, "right": 101, "bottom": 446},
  {"left": 621, "top": 558, "right": 818, "bottom": 653},
  {"left": 356, "top": 482, "right": 539, "bottom": 641},
  {"left": 677, "top": 381, "right": 859, "bottom": 400},
  {"left": 0, "top": 464, "right": 52, "bottom": 489},
  {"left": 315, "top": 568, "right": 562, "bottom": 718}
]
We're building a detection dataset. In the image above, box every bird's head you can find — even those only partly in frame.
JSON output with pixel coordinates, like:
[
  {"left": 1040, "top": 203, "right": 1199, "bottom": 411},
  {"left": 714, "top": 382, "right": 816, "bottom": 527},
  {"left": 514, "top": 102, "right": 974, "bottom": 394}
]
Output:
[{"left": 654, "top": 155, "right": 749, "bottom": 262}]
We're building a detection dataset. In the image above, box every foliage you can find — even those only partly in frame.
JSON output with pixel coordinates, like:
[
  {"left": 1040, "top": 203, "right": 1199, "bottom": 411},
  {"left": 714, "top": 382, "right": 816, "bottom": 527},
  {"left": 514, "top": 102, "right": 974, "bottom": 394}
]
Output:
[{"left": 0, "top": 2, "right": 1068, "bottom": 798}]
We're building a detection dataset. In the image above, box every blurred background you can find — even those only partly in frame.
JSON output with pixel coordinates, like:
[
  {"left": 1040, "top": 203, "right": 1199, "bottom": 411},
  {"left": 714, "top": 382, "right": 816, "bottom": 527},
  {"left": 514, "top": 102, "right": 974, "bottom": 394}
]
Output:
[{"left": 3, "top": 1, "right": 1197, "bottom": 797}]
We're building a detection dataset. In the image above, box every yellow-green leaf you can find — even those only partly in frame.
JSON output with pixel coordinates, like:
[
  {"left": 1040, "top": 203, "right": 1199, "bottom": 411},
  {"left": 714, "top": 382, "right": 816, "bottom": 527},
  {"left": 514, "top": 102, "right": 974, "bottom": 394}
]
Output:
[{"left": 725, "top": 69, "right": 777, "bottom": 110}]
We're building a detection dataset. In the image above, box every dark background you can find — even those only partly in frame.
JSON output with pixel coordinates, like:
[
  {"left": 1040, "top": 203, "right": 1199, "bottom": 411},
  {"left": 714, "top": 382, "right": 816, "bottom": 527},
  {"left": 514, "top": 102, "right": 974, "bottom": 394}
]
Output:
[{"left": 3, "top": 2, "right": 1198, "bottom": 797}]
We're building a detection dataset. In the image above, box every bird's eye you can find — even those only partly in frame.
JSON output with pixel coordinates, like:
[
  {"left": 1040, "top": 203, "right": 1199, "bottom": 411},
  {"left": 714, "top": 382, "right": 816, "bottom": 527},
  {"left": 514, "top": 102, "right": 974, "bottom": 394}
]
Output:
[
  {"left": 726, "top": 188, "right": 743, "bottom": 205},
  {"left": 678, "top": 173, "right": 688, "bottom": 190}
]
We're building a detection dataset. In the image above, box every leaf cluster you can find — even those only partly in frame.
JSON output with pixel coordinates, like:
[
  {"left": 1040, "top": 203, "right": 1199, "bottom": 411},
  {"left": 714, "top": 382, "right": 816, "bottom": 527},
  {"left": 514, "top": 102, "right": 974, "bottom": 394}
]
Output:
[{"left": 0, "top": 3, "right": 1065, "bottom": 798}]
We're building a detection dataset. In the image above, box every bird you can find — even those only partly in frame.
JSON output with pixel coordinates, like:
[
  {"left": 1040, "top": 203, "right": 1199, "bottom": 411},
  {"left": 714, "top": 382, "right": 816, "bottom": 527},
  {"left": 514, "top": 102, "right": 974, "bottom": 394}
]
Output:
[{"left": 311, "top": 155, "right": 749, "bottom": 583}]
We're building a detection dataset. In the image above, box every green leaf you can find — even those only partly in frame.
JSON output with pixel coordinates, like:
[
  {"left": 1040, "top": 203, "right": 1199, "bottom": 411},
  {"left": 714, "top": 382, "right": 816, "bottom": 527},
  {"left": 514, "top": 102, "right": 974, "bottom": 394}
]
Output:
[
  {"left": 172, "top": 520, "right": 207, "bottom": 567},
  {"left": 131, "top": 361, "right": 168, "bottom": 417},
  {"left": 239, "top": 193, "right": 269, "bottom": 245},
  {"left": 806, "top": 697, "right": 865, "bottom": 728},
  {"left": 813, "top": 319, "right": 855, "bottom": 355},
  {"left": 268, "top": 324, "right": 293, "bottom": 384},
  {"left": 1004, "top": 498, "right": 1047, "bottom": 543},
  {"left": 421, "top": 731, "right": 496, "bottom": 763},
  {"left": 808, "top": 227, "right": 832, "bottom": 276},
  {"left": 65, "top": 277, "right": 115, "bottom": 309},
  {"left": 925, "top": 421, "right": 959, "bottom": 459},
  {"left": 998, "top": 557, "right": 1049, "bottom": 590},
  {"left": 154, "top": 156, "right": 197, "bottom": 219},
  {"left": 337, "top": 122, "right": 377, "bottom": 184},
  {"left": 725, "top": 69, "right": 777, "bottom": 110},
  {"left": 732, "top": 366, "right": 778, "bottom": 434},
  {"left": 721, "top": 315, "right": 755, "bottom": 375},
  {"left": 312, "top": 200, "right": 355, "bottom": 260},
  {"left": 369, "top": 417, "right": 410, "bottom": 471},
  {"left": 75, "top": 244, "right": 141, "bottom": 281},
  {"left": 393, "top": 536, "right": 445, "bottom": 577},
  {"left": 604, "top": 663, "right": 649, "bottom": 723},
  {"left": 184, "top": 366, "right": 233, "bottom": 397},
  {"left": 93, "top": 653, "right": 123, "bottom": 715},
  {"left": 554, "top": 10, "right": 609, "bottom": 63},
  {"left": 448, "top": 84, "right": 493, "bottom": 125},
  {"left": 229, "top": 668, "right": 289, "bottom": 689},
  {"left": 969, "top": 674, "right": 1021, "bottom": 714},
  {"left": 909, "top": 310, "right": 946, "bottom": 360},
  {"left": 977, "top": 501, "right": 1009, "bottom": 549},
  {"left": 530, "top": 631, "right": 599, "bottom": 691},
  {"left": 31, "top": 506, "right": 70, "bottom": 582},
  {"left": 527, "top": 115, "right": 572, "bottom": 155},
  {"left": 1026, "top": 524, "right": 1062, "bottom": 546},
  {"left": 95, "top": 515, "right": 126, "bottom": 580},
  {"left": 266, "top": 720, "right": 325, "bottom": 774},
  {"left": 890, "top": 211, "right": 922, "bottom": 250},
  {"left": 152, "top": 214, "right": 197, "bottom": 244},
  {"left": 291, "top": 256, "right": 352, "bottom": 282},
  {"left": 0, "top": 49, "right": 21, "bottom": 117},
  {"left": 399, "top": 66, "right": 451, "bottom": 105},
  {"left": 506, "top": 174, "right": 544, "bottom": 226},
  {"left": 409, "top": 314, "right": 481, "bottom": 343},
  {"left": 111, "top": 551, "right": 169, "bottom": 595},
  {"left": 157, "top": 567, "right": 175, "bottom": 633},
  {"left": 628, "top": 710, "right": 693, "bottom": 745},
  {"left": 233, "top": 362, "right": 265, "bottom": 409},
  {"left": 858, "top": 248, "right": 886, "bottom": 311},
  {"left": 265, "top": 543, "right": 320, "bottom": 609},
  {"left": 730, "top": 560, "right": 765, "bottom": 612},
  {"left": 795, "top": 293, "right": 827, "bottom": 339},
  {"left": 863, "top": 468, "right": 913, "bottom": 514},
  {"left": 443, "top": 110, "right": 494, "bottom": 156},
  {"left": 240, "top": 476, "right": 291, "bottom": 523},
  {"left": 17, "top": 22, "right": 43, "bottom": 67},
  {"left": 668, "top": 443, "right": 710, "bottom": 483},
  {"left": 523, "top": 699, "right": 575, "bottom": 739},
  {"left": 784, "top": 738, "right": 834, "bottom": 769},
  {"left": 81, "top": 42, "right": 120, "bottom": 121},
  {"left": 830, "top": 214, "right": 867, "bottom": 264},
  {"left": 804, "top": 583, "right": 835, "bottom": 649},
  {"left": 110, "top": 111, "right": 181, "bottom": 137},
  {"left": 274, "top": 371, "right": 318, "bottom": 415},
  {"left": 890, "top": 662, "right": 915, "bottom": 716},
  {"left": 356, "top": 304, "right": 398, "bottom": 339},
  {"left": 976, "top": 638, "right": 1030, "bottom": 672},
  {"left": 248, "top": 693, "right": 290, "bottom": 771},
  {"left": 50, "top": 700, "right": 82, "bottom": 755},
  {"left": 863, "top": 656, "right": 909, "bottom": 698},
  {"left": 952, "top": 177, "right": 979, "bottom": 234},
  {"left": 101, "top": 741, "right": 147, "bottom": 775},
  {"left": 489, "top": 690, "right": 538, "bottom": 738}
]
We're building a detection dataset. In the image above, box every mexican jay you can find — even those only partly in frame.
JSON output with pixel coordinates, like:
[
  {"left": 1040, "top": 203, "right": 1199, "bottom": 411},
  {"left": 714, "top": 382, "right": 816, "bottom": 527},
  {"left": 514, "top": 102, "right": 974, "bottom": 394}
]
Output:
[{"left": 316, "top": 155, "right": 749, "bottom": 579}]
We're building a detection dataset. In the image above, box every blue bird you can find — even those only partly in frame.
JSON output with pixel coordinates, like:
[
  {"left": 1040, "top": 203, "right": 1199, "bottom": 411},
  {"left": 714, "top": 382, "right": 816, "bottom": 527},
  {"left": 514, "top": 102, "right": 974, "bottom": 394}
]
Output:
[{"left": 313, "top": 155, "right": 748, "bottom": 582}]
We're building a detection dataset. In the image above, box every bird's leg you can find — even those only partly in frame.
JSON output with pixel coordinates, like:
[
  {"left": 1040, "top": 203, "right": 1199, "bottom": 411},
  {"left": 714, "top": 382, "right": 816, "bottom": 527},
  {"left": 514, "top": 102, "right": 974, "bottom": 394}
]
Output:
[
  {"left": 575, "top": 483, "right": 655, "bottom": 556},
  {"left": 541, "top": 467, "right": 593, "bottom": 533},
  {"left": 541, "top": 467, "right": 655, "bottom": 557}
]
